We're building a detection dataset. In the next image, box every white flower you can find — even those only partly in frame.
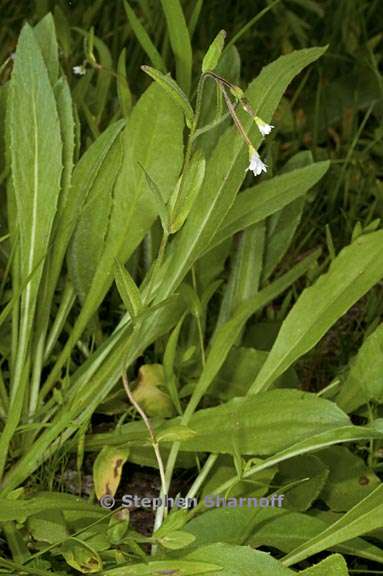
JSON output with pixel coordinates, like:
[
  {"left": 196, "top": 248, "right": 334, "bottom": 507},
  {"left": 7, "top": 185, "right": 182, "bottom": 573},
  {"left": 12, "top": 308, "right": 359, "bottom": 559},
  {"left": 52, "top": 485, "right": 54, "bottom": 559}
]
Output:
[
  {"left": 246, "top": 147, "right": 267, "bottom": 177},
  {"left": 73, "top": 64, "right": 86, "bottom": 76},
  {"left": 254, "top": 116, "right": 274, "bottom": 136}
]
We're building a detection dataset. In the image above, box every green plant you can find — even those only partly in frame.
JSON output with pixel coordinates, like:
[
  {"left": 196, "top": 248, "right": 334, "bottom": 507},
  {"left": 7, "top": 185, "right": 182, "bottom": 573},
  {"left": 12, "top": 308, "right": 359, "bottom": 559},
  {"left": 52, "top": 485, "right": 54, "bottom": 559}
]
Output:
[{"left": 0, "top": 5, "right": 383, "bottom": 575}]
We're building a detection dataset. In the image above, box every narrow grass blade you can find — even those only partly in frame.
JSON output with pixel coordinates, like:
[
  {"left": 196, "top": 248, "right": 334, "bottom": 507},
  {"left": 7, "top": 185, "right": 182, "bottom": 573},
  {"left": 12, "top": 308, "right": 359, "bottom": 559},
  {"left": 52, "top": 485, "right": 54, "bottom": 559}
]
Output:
[
  {"left": 159, "top": 0, "right": 192, "bottom": 94},
  {"left": 123, "top": 0, "right": 166, "bottom": 72}
]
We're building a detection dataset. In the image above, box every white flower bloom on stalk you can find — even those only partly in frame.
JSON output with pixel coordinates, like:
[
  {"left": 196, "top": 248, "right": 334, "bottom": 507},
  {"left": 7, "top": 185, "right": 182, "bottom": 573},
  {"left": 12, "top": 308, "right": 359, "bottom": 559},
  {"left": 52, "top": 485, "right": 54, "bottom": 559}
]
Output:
[
  {"left": 73, "top": 64, "right": 86, "bottom": 76},
  {"left": 246, "top": 147, "right": 267, "bottom": 177},
  {"left": 254, "top": 116, "right": 274, "bottom": 136}
]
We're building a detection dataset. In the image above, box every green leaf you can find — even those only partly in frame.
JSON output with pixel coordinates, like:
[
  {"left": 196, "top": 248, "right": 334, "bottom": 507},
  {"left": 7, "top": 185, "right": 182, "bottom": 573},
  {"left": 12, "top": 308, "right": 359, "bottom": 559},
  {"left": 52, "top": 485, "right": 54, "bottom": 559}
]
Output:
[
  {"left": 249, "top": 507, "right": 383, "bottom": 564},
  {"left": 33, "top": 13, "right": 59, "bottom": 85},
  {"left": 262, "top": 151, "right": 314, "bottom": 281},
  {"left": 28, "top": 509, "right": 69, "bottom": 544},
  {"left": 183, "top": 505, "right": 383, "bottom": 566},
  {"left": 250, "top": 230, "right": 383, "bottom": 394},
  {"left": 142, "top": 65, "right": 194, "bottom": 128},
  {"left": 114, "top": 259, "right": 142, "bottom": 319},
  {"left": 107, "top": 509, "right": 130, "bottom": 545},
  {"left": 104, "top": 81, "right": 184, "bottom": 261},
  {"left": 171, "top": 149, "right": 206, "bottom": 233},
  {"left": 188, "top": 0, "right": 204, "bottom": 37},
  {"left": 237, "top": 420, "right": 383, "bottom": 483},
  {"left": 283, "top": 484, "right": 383, "bottom": 566},
  {"left": 184, "top": 506, "right": 278, "bottom": 551},
  {"left": 163, "top": 316, "right": 185, "bottom": 413},
  {"left": 68, "top": 130, "right": 123, "bottom": 303},
  {"left": 0, "top": 493, "right": 103, "bottom": 523},
  {"left": 277, "top": 455, "right": 329, "bottom": 511},
  {"left": 0, "top": 23, "right": 63, "bottom": 478},
  {"left": 262, "top": 197, "right": 305, "bottom": 282},
  {"left": 336, "top": 322, "right": 383, "bottom": 412},
  {"left": 157, "top": 530, "right": 196, "bottom": 550},
  {"left": 208, "top": 161, "right": 329, "bottom": 253},
  {"left": 101, "top": 559, "right": 221, "bottom": 575},
  {"left": 208, "top": 347, "right": 268, "bottom": 400},
  {"left": 185, "top": 543, "right": 294, "bottom": 576},
  {"left": 29, "top": 73, "right": 76, "bottom": 416},
  {"left": 117, "top": 48, "right": 132, "bottom": 116},
  {"left": 216, "top": 222, "right": 265, "bottom": 328},
  {"left": 75, "top": 28, "right": 113, "bottom": 126},
  {"left": 60, "top": 538, "right": 102, "bottom": 574},
  {"left": 138, "top": 161, "right": 170, "bottom": 234},
  {"left": 0, "top": 558, "right": 56, "bottom": 576},
  {"left": 123, "top": 0, "right": 166, "bottom": 73},
  {"left": 298, "top": 554, "right": 349, "bottom": 575},
  {"left": 202, "top": 30, "right": 226, "bottom": 73},
  {"left": 159, "top": 0, "right": 192, "bottom": 94},
  {"left": 317, "top": 446, "right": 380, "bottom": 511},
  {"left": 179, "top": 390, "right": 350, "bottom": 455}
]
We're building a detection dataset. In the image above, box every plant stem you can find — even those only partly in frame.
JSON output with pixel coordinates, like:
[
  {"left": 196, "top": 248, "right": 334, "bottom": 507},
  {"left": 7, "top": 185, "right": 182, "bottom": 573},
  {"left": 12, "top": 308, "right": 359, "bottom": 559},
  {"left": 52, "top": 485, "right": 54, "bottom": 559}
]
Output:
[
  {"left": 185, "top": 453, "right": 218, "bottom": 499},
  {"left": 121, "top": 372, "right": 167, "bottom": 497}
]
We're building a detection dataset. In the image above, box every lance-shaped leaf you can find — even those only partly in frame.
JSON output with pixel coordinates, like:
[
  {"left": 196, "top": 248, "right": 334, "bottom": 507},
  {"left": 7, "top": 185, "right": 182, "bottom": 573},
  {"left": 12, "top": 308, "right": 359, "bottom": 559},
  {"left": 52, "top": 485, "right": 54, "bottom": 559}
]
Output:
[
  {"left": 206, "top": 161, "right": 329, "bottom": 253},
  {"left": 142, "top": 65, "right": 194, "bottom": 128},
  {"left": 202, "top": 30, "right": 227, "bottom": 73},
  {"left": 0, "top": 493, "right": 103, "bottom": 523},
  {"left": 336, "top": 322, "right": 383, "bottom": 412},
  {"left": 101, "top": 559, "right": 220, "bottom": 575},
  {"left": 178, "top": 390, "right": 350, "bottom": 455},
  {"left": 29, "top": 74, "right": 76, "bottom": 417},
  {"left": 298, "top": 554, "right": 349, "bottom": 575},
  {"left": 114, "top": 259, "right": 142, "bottom": 320},
  {"left": 249, "top": 508, "right": 383, "bottom": 565},
  {"left": 170, "top": 149, "right": 206, "bottom": 233},
  {"left": 0, "top": 23, "right": 62, "bottom": 478},
  {"left": 250, "top": 230, "right": 383, "bottom": 394},
  {"left": 68, "top": 133, "right": 123, "bottom": 303},
  {"left": 9, "top": 24, "right": 62, "bottom": 349},
  {"left": 184, "top": 543, "right": 294, "bottom": 576},
  {"left": 138, "top": 162, "right": 170, "bottom": 234},
  {"left": 33, "top": 13, "right": 59, "bottom": 85},
  {"left": 184, "top": 505, "right": 383, "bottom": 567},
  {"left": 283, "top": 484, "right": 383, "bottom": 567}
]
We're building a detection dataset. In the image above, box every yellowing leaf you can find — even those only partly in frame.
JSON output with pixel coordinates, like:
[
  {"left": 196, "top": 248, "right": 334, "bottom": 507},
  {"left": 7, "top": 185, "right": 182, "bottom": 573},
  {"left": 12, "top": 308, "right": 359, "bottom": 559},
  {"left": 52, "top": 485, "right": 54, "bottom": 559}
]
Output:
[
  {"left": 60, "top": 539, "right": 102, "bottom": 574},
  {"left": 132, "top": 364, "right": 176, "bottom": 417},
  {"left": 93, "top": 446, "right": 129, "bottom": 500}
]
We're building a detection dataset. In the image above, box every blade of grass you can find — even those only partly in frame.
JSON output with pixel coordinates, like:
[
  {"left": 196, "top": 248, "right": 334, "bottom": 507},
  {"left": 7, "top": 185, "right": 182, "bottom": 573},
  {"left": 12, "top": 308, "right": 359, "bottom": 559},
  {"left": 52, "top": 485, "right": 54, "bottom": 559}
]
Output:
[
  {"left": 159, "top": 0, "right": 192, "bottom": 94},
  {"left": 123, "top": 0, "right": 166, "bottom": 72}
]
